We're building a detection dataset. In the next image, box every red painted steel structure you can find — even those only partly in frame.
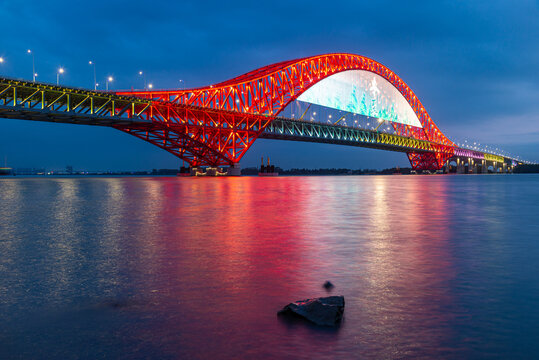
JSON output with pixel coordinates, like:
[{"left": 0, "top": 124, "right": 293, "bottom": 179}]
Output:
[{"left": 116, "top": 53, "right": 455, "bottom": 170}]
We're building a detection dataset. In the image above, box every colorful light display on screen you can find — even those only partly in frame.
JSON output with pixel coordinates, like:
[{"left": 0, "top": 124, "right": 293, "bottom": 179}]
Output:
[{"left": 297, "top": 70, "right": 423, "bottom": 128}]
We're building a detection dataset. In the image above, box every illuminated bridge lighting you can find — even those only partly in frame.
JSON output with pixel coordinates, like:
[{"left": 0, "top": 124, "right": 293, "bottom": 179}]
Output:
[{"left": 0, "top": 53, "right": 534, "bottom": 170}]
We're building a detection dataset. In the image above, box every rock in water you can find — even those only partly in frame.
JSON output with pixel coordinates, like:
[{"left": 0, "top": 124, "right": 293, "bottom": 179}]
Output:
[
  {"left": 323, "top": 281, "right": 334, "bottom": 290},
  {"left": 278, "top": 296, "right": 344, "bottom": 326}
]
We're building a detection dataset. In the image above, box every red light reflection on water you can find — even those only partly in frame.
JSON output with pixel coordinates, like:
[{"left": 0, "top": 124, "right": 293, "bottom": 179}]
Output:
[
  {"left": 0, "top": 176, "right": 465, "bottom": 359},
  {"left": 125, "top": 176, "right": 461, "bottom": 359}
]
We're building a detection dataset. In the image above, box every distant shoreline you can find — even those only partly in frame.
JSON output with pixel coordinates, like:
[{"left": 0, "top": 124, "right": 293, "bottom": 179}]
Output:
[{"left": 2, "top": 164, "right": 538, "bottom": 177}]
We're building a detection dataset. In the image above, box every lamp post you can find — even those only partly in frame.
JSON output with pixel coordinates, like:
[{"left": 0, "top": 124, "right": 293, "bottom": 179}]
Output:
[
  {"left": 106, "top": 76, "right": 113, "bottom": 91},
  {"left": 27, "top": 49, "right": 35, "bottom": 82},
  {"left": 179, "top": 79, "right": 184, "bottom": 89},
  {"left": 89, "top": 61, "right": 97, "bottom": 90},
  {"left": 148, "top": 83, "right": 153, "bottom": 89},
  {"left": 139, "top": 71, "right": 146, "bottom": 89},
  {"left": 57, "top": 67, "right": 64, "bottom": 85}
]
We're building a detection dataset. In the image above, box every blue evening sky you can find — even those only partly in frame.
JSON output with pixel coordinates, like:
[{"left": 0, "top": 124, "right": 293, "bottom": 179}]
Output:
[{"left": 0, "top": 0, "right": 538, "bottom": 170}]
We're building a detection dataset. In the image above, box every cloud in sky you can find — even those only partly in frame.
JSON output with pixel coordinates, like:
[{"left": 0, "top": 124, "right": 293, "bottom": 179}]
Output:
[{"left": 0, "top": 0, "right": 538, "bottom": 169}]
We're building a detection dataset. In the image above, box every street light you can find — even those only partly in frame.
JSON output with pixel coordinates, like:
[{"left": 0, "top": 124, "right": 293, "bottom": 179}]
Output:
[
  {"left": 148, "top": 83, "right": 153, "bottom": 89},
  {"left": 27, "top": 49, "right": 35, "bottom": 82},
  {"left": 106, "top": 76, "right": 113, "bottom": 91},
  {"left": 0, "top": 57, "right": 4, "bottom": 63},
  {"left": 57, "top": 67, "right": 64, "bottom": 85},
  {"left": 139, "top": 71, "right": 146, "bottom": 89},
  {"left": 89, "top": 61, "right": 97, "bottom": 90},
  {"left": 179, "top": 79, "right": 184, "bottom": 89}
]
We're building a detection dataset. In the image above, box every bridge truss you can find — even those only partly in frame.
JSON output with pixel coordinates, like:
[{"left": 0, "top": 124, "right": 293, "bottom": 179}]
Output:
[{"left": 117, "top": 53, "right": 457, "bottom": 170}]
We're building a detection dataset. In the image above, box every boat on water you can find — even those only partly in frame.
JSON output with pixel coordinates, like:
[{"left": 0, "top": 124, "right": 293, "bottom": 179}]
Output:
[{"left": 0, "top": 167, "right": 13, "bottom": 176}]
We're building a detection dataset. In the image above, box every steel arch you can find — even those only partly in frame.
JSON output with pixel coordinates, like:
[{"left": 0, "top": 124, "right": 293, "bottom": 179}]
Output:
[{"left": 117, "top": 53, "right": 455, "bottom": 169}]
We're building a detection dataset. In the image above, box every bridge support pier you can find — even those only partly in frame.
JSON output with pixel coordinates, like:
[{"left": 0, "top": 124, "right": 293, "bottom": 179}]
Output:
[
  {"left": 472, "top": 162, "right": 479, "bottom": 174},
  {"left": 226, "top": 163, "right": 241, "bottom": 176}
]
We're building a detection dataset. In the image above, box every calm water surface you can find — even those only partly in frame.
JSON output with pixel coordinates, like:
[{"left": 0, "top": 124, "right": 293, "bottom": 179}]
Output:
[{"left": 1, "top": 175, "right": 538, "bottom": 359}]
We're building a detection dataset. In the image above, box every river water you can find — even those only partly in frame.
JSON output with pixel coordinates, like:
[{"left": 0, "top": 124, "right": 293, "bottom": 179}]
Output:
[{"left": 1, "top": 175, "right": 538, "bottom": 359}]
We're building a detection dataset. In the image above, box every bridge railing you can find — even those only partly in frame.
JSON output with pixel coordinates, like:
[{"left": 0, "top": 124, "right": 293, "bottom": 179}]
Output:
[{"left": 0, "top": 77, "right": 153, "bottom": 126}]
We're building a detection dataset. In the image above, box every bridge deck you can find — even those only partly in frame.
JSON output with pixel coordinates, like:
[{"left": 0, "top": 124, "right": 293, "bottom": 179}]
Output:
[
  {"left": 261, "top": 117, "right": 436, "bottom": 154},
  {"left": 0, "top": 77, "right": 152, "bottom": 126},
  {"left": 0, "top": 77, "right": 520, "bottom": 165}
]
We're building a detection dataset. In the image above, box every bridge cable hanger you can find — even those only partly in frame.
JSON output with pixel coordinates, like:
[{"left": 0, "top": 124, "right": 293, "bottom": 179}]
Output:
[
  {"left": 299, "top": 104, "right": 312, "bottom": 121},
  {"left": 374, "top": 118, "right": 385, "bottom": 131},
  {"left": 333, "top": 115, "right": 346, "bottom": 125}
]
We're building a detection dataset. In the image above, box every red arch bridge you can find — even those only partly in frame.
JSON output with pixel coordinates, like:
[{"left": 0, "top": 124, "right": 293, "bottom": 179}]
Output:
[{"left": 0, "top": 53, "right": 528, "bottom": 174}]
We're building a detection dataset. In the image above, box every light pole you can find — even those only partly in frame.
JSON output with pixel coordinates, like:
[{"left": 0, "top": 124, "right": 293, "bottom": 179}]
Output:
[
  {"left": 57, "top": 67, "right": 64, "bottom": 85},
  {"left": 27, "top": 49, "right": 35, "bottom": 82},
  {"left": 139, "top": 71, "right": 146, "bottom": 89},
  {"left": 106, "top": 76, "right": 113, "bottom": 91},
  {"left": 179, "top": 79, "right": 184, "bottom": 89},
  {"left": 89, "top": 61, "right": 97, "bottom": 90}
]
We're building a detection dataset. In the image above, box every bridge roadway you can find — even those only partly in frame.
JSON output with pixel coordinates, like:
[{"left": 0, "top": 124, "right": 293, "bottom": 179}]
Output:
[{"left": 0, "top": 77, "right": 520, "bottom": 173}]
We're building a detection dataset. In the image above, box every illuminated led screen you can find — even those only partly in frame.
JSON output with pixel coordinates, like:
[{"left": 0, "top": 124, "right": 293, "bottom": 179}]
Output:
[{"left": 297, "top": 70, "right": 423, "bottom": 128}]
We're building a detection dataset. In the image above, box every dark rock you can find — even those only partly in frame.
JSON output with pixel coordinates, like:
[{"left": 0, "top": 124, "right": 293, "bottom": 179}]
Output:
[
  {"left": 95, "top": 299, "right": 131, "bottom": 310},
  {"left": 278, "top": 296, "right": 344, "bottom": 326},
  {"left": 323, "top": 281, "right": 334, "bottom": 290},
  {"left": 109, "top": 302, "right": 125, "bottom": 309}
]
